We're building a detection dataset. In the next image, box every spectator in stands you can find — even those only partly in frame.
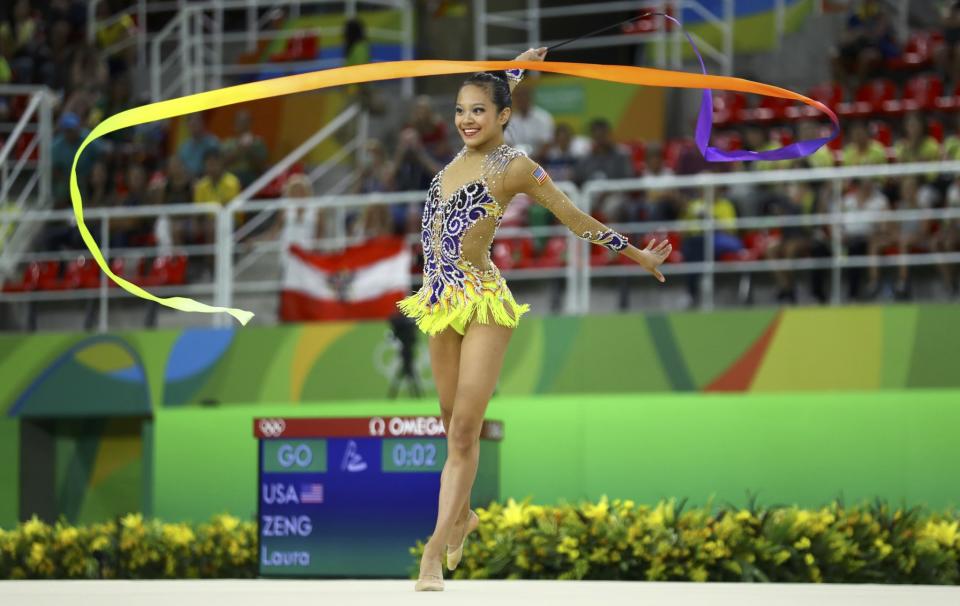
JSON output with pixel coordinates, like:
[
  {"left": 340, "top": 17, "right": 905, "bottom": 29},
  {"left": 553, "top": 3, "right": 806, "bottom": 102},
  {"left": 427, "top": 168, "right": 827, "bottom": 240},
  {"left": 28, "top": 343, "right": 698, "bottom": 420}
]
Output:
[
  {"left": 796, "top": 121, "right": 836, "bottom": 169},
  {"left": 178, "top": 114, "right": 220, "bottom": 178},
  {"left": 641, "top": 141, "right": 682, "bottom": 221},
  {"left": 895, "top": 112, "right": 941, "bottom": 165},
  {"left": 408, "top": 95, "right": 451, "bottom": 163},
  {"left": 764, "top": 182, "right": 819, "bottom": 304},
  {"left": 937, "top": 1, "right": 960, "bottom": 87},
  {"left": 162, "top": 155, "right": 194, "bottom": 205},
  {"left": 573, "top": 118, "right": 634, "bottom": 222},
  {"left": 93, "top": 0, "right": 137, "bottom": 76},
  {"left": 111, "top": 163, "right": 153, "bottom": 248},
  {"left": 538, "top": 122, "right": 589, "bottom": 182},
  {"left": 40, "top": 17, "right": 75, "bottom": 92},
  {"left": 83, "top": 161, "right": 114, "bottom": 208},
  {"left": 0, "top": 0, "right": 41, "bottom": 83},
  {"left": 680, "top": 185, "right": 744, "bottom": 307},
  {"left": 891, "top": 176, "right": 934, "bottom": 300},
  {"left": 393, "top": 127, "right": 441, "bottom": 192},
  {"left": 343, "top": 18, "right": 382, "bottom": 112},
  {"left": 939, "top": 176, "right": 960, "bottom": 297},
  {"left": 52, "top": 111, "right": 100, "bottom": 207},
  {"left": 504, "top": 84, "right": 555, "bottom": 157},
  {"left": 944, "top": 113, "right": 960, "bottom": 160},
  {"left": 222, "top": 109, "right": 267, "bottom": 189},
  {"left": 193, "top": 148, "right": 241, "bottom": 206},
  {"left": 352, "top": 137, "right": 405, "bottom": 236},
  {"left": 272, "top": 174, "right": 325, "bottom": 250},
  {"left": 842, "top": 120, "right": 887, "bottom": 166},
  {"left": 840, "top": 178, "right": 891, "bottom": 299},
  {"left": 831, "top": 0, "right": 899, "bottom": 91},
  {"left": 68, "top": 44, "right": 109, "bottom": 94}
]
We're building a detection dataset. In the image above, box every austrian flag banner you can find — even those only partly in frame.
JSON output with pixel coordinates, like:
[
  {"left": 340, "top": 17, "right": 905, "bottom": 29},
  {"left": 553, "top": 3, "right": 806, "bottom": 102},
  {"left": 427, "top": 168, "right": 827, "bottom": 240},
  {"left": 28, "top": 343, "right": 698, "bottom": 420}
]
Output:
[{"left": 280, "top": 236, "right": 411, "bottom": 322}]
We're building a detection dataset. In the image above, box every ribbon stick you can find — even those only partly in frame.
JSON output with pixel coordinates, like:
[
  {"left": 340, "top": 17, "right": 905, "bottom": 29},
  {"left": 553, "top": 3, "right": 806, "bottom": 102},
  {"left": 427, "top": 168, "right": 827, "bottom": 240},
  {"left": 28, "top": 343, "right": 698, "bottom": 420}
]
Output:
[{"left": 70, "top": 59, "right": 839, "bottom": 325}]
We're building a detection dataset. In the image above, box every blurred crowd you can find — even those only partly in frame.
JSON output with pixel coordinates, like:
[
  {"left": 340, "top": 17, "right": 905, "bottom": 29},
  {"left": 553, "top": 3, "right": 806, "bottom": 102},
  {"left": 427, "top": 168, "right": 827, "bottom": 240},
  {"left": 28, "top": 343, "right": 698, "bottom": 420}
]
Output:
[{"left": 3, "top": 0, "right": 959, "bottom": 307}]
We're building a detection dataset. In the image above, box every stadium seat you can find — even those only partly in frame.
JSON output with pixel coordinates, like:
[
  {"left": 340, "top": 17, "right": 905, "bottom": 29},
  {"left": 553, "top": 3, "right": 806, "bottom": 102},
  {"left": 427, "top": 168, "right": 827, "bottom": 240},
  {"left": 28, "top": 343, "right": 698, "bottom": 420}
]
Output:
[
  {"left": 935, "top": 81, "right": 960, "bottom": 111},
  {"left": 837, "top": 79, "right": 896, "bottom": 118},
  {"left": 713, "top": 91, "right": 748, "bottom": 126},
  {"left": 743, "top": 95, "right": 792, "bottom": 123},
  {"left": 886, "top": 31, "right": 940, "bottom": 72},
  {"left": 882, "top": 74, "right": 943, "bottom": 114},
  {"left": 713, "top": 131, "right": 743, "bottom": 151},
  {"left": 58, "top": 257, "right": 99, "bottom": 290},
  {"left": 528, "top": 235, "right": 567, "bottom": 269},
  {"left": 627, "top": 141, "right": 646, "bottom": 174},
  {"left": 788, "top": 82, "right": 844, "bottom": 119}
]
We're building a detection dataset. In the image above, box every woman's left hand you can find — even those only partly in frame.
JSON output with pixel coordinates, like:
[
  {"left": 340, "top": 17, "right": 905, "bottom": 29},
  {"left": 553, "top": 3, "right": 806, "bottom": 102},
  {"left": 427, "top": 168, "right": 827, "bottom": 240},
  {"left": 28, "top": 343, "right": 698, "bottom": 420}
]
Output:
[
  {"left": 639, "top": 238, "right": 672, "bottom": 283},
  {"left": 514, "top": 47, "right": 548, "bottom": 62}
]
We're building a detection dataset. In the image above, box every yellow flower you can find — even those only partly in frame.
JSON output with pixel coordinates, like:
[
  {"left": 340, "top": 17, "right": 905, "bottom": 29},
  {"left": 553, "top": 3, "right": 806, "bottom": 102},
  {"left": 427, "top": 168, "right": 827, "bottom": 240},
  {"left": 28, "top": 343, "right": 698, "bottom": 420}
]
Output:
[
  {"left": 794, "top": 536, "right": 811, "bottom": 550},
  {"left": 920, "top": 520, "right": 959, "bottom": 547},
  {"left": 774, "top": 550, "right": 791, "bottom": 565},
  {"left": 56, "top": 527, "right": 79, "bottom": 545},
  {"left": 689, "top": 566, "right": 708, "bottom": 582},
  {"left": 583, "top": 495, "right": 610, "bottom": 521},
  {"left": 121, "top": 513, "right": 144, "bottom": 530},
  {"left": 500, "top": 498, "right": 526, "bottom": 528},
  {"left": 515, "top": 552, "right": 530, "bottom": 569},
  {"left": 22, "top": 516, "right": 46, "bottom": 537},
  {"left": 28, "top": 542, "right": 46, "bottom": 568},
  {"left": 217, "top": 514, "right": 240, "bottom": 532},
  {"left": 804, "top": 553, "right": 815, "bottom": 566},
  {"left": 735, "top": 509, "right": 753, "bottom": 522}
]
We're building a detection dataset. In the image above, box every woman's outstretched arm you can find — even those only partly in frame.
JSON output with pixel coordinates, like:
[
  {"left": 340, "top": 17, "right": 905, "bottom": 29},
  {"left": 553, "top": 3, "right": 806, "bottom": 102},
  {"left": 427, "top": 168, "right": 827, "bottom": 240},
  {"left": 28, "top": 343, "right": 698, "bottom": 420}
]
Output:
[{"left": 503, "top": 155, "right": 671, "bottom": 282}]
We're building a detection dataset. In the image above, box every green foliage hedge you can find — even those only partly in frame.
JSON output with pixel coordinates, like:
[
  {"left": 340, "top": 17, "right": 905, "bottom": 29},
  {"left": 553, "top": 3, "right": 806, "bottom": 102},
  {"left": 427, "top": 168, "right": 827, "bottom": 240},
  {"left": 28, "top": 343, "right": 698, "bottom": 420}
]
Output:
[
  {"left": 411, "top": 497, "right": 960, "bottom": 583},
  {"left": 3, "top": 499, "right": 959, "bottom": 582},
  {"left": 0, "top": 514, "right": 256, "bottom": 579}
]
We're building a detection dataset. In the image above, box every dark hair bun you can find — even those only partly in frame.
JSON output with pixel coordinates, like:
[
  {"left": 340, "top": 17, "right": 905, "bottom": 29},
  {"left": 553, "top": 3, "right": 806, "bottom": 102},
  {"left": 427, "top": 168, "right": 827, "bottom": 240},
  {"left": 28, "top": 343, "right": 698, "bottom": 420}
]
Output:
[{"left": 460, "top": 72, "right": 513, "bottom": 129}]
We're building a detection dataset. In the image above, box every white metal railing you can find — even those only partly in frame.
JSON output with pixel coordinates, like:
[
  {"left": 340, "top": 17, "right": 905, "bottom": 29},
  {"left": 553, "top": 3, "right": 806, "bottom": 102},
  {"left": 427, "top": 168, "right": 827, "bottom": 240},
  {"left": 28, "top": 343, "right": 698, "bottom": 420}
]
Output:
[
  {"left": 3, "top": 161, "right": 960, "bottom": 331},
  {"left": 0, "top": 86, "right": 55, "bottom": 277},
  {"left": 475, "top": 0, "right": 735, "bottom": 75},
  {"left": 149, "top": 0, "right": 414, "bottom": 103}
]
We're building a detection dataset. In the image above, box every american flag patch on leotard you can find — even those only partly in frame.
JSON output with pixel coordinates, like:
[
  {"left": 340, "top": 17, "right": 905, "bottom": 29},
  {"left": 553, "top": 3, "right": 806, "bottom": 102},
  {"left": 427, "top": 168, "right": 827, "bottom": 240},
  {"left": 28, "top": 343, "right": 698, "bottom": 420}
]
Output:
[{"left": 532, "top": 165, "right": 547, "bottom": 185}]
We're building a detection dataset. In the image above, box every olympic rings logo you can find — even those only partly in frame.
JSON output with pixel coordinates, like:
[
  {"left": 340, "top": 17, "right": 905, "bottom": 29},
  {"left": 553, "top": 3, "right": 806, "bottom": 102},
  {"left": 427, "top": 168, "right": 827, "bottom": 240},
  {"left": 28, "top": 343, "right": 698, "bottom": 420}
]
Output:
[{"left": 259, "top": 419, "right": 286, "bottom": 438}]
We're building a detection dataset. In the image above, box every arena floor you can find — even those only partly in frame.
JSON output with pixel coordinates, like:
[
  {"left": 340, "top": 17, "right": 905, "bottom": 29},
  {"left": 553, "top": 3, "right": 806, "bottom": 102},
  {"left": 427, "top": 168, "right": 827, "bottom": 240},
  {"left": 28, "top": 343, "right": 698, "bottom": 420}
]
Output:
[{"left": 2, "top": 580, "right": 958, "bottom": 606}]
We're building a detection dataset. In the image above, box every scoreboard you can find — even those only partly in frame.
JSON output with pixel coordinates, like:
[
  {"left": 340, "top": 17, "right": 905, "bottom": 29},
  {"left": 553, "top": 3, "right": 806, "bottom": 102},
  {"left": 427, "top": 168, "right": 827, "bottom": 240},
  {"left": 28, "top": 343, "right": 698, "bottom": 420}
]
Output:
[{"left": 253, "top": 416, "right": 503, "bottom": 577}]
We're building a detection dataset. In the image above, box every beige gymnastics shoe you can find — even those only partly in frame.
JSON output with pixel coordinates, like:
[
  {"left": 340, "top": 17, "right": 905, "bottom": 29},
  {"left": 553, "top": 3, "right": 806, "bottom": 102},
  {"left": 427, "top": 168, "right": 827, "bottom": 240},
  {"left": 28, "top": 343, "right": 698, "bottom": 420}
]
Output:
[
  {"left": 446, "top": 509, "right": 479, "bottom": 571},
  {"left": 415, "top": 553, "right": 444, "bottom": 591}
]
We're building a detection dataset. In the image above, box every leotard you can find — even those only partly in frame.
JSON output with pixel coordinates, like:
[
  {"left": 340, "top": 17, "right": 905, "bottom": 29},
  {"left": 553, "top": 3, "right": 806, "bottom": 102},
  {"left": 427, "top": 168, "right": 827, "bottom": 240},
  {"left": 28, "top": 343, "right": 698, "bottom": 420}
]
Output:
[{"left": 397, "top": 143, "right": 628, "bottom": 336}]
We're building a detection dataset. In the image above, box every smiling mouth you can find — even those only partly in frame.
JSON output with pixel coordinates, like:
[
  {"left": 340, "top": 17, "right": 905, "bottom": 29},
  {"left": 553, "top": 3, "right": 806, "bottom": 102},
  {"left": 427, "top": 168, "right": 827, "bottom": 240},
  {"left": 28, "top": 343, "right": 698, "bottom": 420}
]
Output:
[{"left": 462, "top": 128, "right": 480, "bottom": 137}]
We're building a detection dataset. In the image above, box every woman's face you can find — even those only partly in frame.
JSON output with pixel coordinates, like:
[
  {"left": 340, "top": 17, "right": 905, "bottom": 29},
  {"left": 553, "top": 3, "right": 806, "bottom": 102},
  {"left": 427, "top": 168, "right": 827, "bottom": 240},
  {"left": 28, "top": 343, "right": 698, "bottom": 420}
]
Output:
[{"left": 455, "top": 84, "right": 510, "bottom": 150}]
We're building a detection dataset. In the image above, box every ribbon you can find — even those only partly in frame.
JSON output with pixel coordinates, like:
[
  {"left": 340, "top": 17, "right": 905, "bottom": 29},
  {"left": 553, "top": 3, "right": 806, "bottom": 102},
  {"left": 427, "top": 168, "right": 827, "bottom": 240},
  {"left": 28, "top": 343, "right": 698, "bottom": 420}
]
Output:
[{"left": 69, "top": 52, "right": 839, "bottom": 327}]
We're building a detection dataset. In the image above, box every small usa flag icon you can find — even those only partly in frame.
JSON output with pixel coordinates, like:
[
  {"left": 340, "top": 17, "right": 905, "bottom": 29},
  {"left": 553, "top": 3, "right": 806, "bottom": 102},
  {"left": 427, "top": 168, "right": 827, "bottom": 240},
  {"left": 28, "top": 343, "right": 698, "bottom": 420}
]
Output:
[{"left": 532, "top": 165, "right": 547, "bottom": 185}]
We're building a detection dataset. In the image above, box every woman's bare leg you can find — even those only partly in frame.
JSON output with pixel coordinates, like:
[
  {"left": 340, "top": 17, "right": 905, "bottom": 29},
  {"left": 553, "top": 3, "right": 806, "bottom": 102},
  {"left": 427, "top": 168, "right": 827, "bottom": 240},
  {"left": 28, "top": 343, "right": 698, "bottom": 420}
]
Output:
[
  {"left": 419, "top": 315, "right": 514, "bottom": 575},
  {"left": 426, "top": 328, "right": 471, "bottom": 543}
]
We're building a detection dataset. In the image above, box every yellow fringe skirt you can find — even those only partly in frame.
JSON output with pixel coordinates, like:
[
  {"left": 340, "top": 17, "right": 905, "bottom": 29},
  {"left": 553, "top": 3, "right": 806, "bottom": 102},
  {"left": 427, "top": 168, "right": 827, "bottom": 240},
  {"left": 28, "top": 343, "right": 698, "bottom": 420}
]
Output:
[{"left": 396, "top": 264, "right": 530, "bottom": 336}]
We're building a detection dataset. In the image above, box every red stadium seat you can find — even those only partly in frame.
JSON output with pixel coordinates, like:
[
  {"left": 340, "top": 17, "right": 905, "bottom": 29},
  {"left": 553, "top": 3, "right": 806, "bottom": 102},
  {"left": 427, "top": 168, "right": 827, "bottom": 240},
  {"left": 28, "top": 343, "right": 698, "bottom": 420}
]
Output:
[
  {"left": 627, "top": 141, "right": 646, "bottom": 174},
  {"left": 886, "top": 31, "right": 939, "bottom": 71},
  {"left": 713, "top": 131, "right": 743, "bottom": 151},
  {"left": 935, "top": 81, "right": 960, "bottom": 111},
  {"left": 837, "top": 79, "right": 896, "bottom": 118},
  {"left": 713, "top": 91, "right": 748, "bottom": 126},
  {"left": 788, "top": 81, "right": 844, "bottom": 119},
  {"left": 743, "top": 96, "right": 792, "bottom": 123},
  {"left": 883, "top": 74, "right": 943, "bottom": 114},
  {"left": 528, "top": 235, "right": 567, "bottom": 268}
]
